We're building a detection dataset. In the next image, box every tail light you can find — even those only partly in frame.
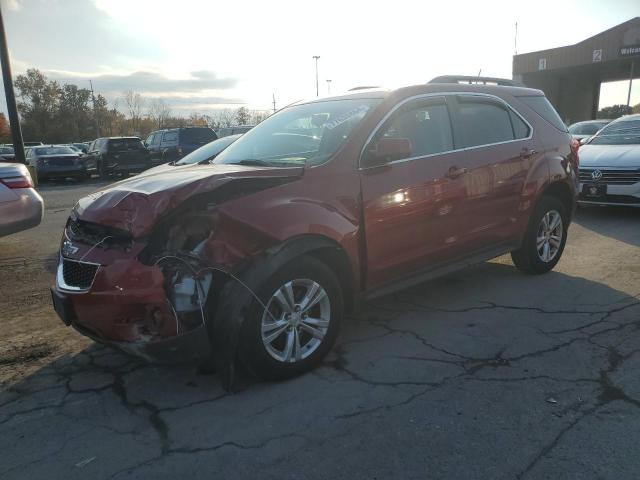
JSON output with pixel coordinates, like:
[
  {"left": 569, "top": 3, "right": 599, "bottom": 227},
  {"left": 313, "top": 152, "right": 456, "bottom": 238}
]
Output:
[
  {"left": 176, "top": 145, "right": 183, "bottom": 157},
  {"left": 570, "top": 138, "right": 580, "bottom": 168},
  {"left": 1, "top": 174, "right": 34, "bottom": 189}
]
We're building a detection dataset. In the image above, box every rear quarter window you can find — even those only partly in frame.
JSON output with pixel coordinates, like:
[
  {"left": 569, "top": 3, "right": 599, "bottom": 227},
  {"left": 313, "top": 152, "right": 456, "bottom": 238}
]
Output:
[
  {"left": 179, "top": 128, "right": 217, "bottom": 144},
  {"left": 519, "top": 96, "right": 567, "bottom": 132}
]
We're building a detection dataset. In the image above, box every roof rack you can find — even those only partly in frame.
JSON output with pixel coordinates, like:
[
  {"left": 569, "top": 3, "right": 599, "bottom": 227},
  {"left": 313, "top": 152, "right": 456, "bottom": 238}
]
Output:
[
  {"left": 428, "top": 75, "right": 523, "bottom": 87},
  {"left": 348, "top": 86, "right": 380, "bottom": 91}
]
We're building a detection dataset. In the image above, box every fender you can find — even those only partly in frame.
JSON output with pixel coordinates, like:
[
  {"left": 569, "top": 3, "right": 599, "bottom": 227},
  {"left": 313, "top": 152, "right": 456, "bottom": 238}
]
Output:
[{"left": 208, "top": 235, "right": 351, "bottom": 390}]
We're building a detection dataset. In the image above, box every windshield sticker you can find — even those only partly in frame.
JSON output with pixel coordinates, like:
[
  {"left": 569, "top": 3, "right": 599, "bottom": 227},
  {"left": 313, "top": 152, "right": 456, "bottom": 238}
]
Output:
[{"left": 324, "top": 105, "right": 370, "bottom": 130}]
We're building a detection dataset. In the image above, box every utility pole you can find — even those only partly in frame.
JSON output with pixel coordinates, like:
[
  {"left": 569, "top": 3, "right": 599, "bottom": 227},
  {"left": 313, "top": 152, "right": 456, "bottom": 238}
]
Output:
[
  {"left": 326, "top": 79, "right": 332, "bottom": 95},
  {"left": 89, "top": 79, "right": 99, "bottom": 138},
  {"left": 514, "top": 22, "right": 518, "bottom": 56},
  {"left": 0, "top": 4, "right": 25, "bottom": 164},
  {"left": 312, "top": 55, "right": 320, "bottom": 97},
  {"left": 272, "top": 92, "right": 276, "bottom": 113}
]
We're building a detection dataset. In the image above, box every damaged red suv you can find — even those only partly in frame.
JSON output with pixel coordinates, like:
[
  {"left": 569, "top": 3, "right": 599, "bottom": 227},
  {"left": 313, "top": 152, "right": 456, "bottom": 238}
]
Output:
[{"left": 52, "top": 78, "right": 578, "bottom": 386}]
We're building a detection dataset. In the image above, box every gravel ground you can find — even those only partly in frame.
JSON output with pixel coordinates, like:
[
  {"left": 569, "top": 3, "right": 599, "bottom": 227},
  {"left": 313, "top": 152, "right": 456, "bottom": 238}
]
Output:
[{"left": 1, "top": 179, "right": 639, "bottom": 479}]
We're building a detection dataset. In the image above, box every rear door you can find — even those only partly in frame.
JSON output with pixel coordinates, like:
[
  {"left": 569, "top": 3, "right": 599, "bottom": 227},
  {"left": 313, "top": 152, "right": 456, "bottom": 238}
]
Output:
[
  {"left": 449, "top": 94, "right": 538, "bottom": 250},
  {"left": 179, "top": 128, "right": 217, "bottom": 156},
  {"left": 360, "top": 95, "right": 470, "bottom": 289},
  {"left": 160, "top": 130, "right": 179, "bottom": 162}
]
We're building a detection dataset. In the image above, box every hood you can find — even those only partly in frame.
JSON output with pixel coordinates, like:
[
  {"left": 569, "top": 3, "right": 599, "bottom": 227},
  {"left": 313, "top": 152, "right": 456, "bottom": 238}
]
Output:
[
  {"left": 579, "top": 144, "right": 640, "bottom": 168},
  {"left": 75, "top": 163, "right": 303, "bottom": 238}
]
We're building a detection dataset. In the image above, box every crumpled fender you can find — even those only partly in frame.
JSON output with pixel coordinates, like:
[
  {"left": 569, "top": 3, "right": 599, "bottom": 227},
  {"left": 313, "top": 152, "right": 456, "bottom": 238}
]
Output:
[{"left": 210, "top": 235, "right": 342, "bottom": 391}]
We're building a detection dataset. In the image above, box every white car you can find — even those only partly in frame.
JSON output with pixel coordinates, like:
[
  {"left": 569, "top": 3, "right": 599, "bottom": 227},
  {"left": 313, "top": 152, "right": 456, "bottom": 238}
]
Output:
[
  {"left": 578, "top": 114, "right": 640, "bottom": 207},
  {"left": 0, "top": 162, "right": 44, "bottom": 237}
]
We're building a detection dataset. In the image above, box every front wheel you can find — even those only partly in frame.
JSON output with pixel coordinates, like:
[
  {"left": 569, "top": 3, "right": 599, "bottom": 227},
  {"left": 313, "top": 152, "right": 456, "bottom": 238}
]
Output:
[
  {"left": 239, "top": 256, "right": 343, "bottom": 380},
  {"left": 511, "top": 196, "right": 568, "bottom": 274}
]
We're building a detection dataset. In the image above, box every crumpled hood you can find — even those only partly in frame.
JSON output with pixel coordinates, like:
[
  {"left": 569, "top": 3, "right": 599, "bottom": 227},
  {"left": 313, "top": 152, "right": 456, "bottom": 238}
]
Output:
[
  {"left": 74, "top": 163, "right": 302, "bottom": 237},
  {"left": 579, "top": 144, "right": 640, "bottom": 167}
]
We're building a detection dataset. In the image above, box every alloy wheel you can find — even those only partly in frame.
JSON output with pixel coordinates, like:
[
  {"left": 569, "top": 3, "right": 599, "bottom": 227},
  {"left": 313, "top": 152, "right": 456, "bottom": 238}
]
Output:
[
  {"left": 536, "top": 209, "right": 563, "bottom": 263},
  {"left": 260, "top": 279, "right": 331, "bottom": 363}
]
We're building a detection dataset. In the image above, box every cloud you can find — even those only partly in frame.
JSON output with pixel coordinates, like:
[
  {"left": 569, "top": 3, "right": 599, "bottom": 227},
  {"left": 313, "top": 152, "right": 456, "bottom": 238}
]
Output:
[{"left": 45, "top": 70, "right": 238, "bottom": 95}]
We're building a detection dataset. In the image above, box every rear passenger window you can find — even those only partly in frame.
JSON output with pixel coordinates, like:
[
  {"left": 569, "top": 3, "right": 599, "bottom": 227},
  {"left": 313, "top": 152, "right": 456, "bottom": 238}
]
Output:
[
  {"left": 455, "top": 97, "right": 515, "bottom": 148},
  {"left": 375, "top": 97, "right": 454, "bottom": 160}
]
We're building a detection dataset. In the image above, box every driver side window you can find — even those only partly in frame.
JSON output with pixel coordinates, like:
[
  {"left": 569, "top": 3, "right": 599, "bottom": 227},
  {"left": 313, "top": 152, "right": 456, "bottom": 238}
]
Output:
[{"left": 363, "top": 97, "right": 454, "bottom": 166}]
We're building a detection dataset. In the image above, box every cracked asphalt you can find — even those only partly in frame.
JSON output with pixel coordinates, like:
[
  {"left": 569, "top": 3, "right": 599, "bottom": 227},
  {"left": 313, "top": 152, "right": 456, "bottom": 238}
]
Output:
[{"left": 1, "top": 180, "right": 639, "bottom": 479}]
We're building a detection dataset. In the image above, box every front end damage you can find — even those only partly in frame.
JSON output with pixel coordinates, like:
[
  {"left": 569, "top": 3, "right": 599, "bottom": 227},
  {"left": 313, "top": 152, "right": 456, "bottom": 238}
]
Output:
[{"left": 52, "top": 167, "right": 301, "bottom": 377}]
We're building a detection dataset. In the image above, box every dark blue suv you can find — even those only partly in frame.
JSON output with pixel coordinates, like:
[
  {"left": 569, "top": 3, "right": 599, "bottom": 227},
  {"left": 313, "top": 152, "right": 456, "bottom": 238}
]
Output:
[{"left": 144, "top": 127, "right": 218, "bottom": 165}]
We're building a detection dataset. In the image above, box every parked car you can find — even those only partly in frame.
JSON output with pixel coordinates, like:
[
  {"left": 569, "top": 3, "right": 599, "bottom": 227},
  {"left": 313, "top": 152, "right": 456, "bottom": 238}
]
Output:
[
  {"left": 26, "top": 145, "right": 89, "bottom": 181},
  {"left": 577, "top": 114, "right": 640, "bottom": 207},
  {"left": 52, "top": 78, "right": 577, "bottom": 386},
  {"left": 73, "top": 142, "right": 90, "bottom": 154},
  {"left": 217, "top": 125, "right": 254, "bottom": 138},
  {"left": 86, "top": 137, "right": 151, "bottom": 179},
  {"left": 141, "top": 134, "right": 242, "bottom": 176},
  {"left": 0, "top": 162, "right": 43, "bottom": 237},
  {"left": 568, "top": 119, "right": 611, "bottom": 142},
  {"left": 0, "top": 146, "right": 16, "bottom": 162},
  {"left": 145, "top": 127, "right": 218, "bottom": 165}
]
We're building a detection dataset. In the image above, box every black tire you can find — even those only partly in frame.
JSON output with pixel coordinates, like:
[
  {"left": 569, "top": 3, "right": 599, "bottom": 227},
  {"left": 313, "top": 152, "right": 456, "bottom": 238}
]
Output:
[
  {"left": 511, "top": 195, "right": 568, "bottom": 274},
  {"left": 239, "top": 256, "right": 343, "bottom": 381},
  {"left": 98, "top": 160, "right": 108, "bottom": 180}
]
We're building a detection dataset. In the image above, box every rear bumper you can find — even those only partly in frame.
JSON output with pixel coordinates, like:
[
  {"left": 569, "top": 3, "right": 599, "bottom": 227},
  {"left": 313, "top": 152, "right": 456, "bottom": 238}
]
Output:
[
  {"left": 51, "top": 254, "right": 212, "bottom": 364},
  {"left": 578, "top": 181, "right": 640, "bottom": 207},
  {"left": 38, "top": 165, "right": 88, "bottom": 178},
  {"left": 0, "top": 188, "right": 44, "bottom": 237}
]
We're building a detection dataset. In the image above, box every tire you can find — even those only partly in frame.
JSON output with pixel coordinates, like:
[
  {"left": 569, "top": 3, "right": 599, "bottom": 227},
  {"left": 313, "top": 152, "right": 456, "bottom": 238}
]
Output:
[
  {"left": 239, "top": 256, "right": 343, "bottom": 380},
  {"left": 511, "top": 195, "right": 568, "bottom": 274}
]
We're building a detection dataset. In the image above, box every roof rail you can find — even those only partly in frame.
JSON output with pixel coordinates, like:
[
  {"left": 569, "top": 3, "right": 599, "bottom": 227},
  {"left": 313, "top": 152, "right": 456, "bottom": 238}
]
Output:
[
  {"left": 428, "top": 75, "right": 523, "bottom": 87},
  {"left": 348, "top": 86, "right": 380, "bottom": 91}
]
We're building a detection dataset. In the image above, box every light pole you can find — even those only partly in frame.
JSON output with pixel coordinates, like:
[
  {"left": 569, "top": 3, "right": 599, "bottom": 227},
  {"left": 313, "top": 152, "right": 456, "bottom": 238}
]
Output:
[
  {"left": 326, "top": 79, "right": 332, "bottom": 95},
  {"left": 312, "top": 55, "right": 320, "bottom": 97}
]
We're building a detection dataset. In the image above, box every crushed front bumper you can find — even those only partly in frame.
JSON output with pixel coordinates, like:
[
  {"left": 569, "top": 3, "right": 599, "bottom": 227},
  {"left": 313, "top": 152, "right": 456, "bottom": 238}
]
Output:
[{"left": 51, "top": 253, "right": 212, "bottom": 364}]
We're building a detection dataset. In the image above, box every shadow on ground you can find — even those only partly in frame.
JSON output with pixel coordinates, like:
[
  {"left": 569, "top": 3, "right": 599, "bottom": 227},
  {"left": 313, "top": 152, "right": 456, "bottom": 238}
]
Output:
[{"left": 1, "top": 262, "right": 639, "bottom": 479}]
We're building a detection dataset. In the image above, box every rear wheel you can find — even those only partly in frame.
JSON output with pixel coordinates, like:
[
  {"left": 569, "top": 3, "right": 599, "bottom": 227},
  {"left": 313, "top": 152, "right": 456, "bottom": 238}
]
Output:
[
  {"left": 511, "top": 196, "right": 568, "bottom": 274},
  {"left": 239, "top": 256, "right": 342, "bottom": 380}
]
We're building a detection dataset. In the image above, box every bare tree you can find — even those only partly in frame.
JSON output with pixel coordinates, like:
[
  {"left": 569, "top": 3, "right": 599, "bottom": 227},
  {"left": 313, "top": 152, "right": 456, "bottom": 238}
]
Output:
[
  {"left": 148, "top": 98, "right": 171, "bottom": 129},
  {"left": 122, "top": 89, "right": 145, "bottom": 133}
]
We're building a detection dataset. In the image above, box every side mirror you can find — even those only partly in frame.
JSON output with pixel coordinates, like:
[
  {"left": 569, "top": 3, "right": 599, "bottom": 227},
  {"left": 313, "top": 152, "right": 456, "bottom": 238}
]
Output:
[
  {"left": 364, "top": 137, "right": 412, "bottom": 167},
  {"left": 579, "top": 136, "right": 591, "bottom": 145}
]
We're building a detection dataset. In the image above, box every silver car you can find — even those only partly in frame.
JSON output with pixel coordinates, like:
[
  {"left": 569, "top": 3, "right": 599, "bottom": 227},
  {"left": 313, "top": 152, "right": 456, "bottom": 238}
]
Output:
[
  {"left": 0, "top": 162, "right": 44, "bottom": 237},
  {"left": 578, "top": 114, "right": 640, "bottom": 207}
]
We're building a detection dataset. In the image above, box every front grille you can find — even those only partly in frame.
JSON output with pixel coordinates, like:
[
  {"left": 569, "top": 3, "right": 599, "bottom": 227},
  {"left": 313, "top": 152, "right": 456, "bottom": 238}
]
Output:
[
  {"left": 579, "top": 168, "right": 640, "bottom": 185},
  {"left": 62, "top": 259, "right": 99, "bottom": 289}
]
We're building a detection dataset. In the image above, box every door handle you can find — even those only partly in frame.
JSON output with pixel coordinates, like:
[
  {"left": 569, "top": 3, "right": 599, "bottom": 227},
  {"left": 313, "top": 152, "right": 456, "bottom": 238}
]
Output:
[
  {"left": 445, "top": 166, "right": 467, "bottom": 179},
  {"left": 520, "top": 148, "right": 537, "bottom": 159}
]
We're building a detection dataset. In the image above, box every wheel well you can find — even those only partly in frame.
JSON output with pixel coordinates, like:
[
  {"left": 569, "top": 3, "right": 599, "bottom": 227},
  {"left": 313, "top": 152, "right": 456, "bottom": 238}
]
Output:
[
  {"left": 306, "top": 246, "right": 355, "bottom": 313},
  {"left": 542, "top": 182, "right": 574, "bottom": 220}
]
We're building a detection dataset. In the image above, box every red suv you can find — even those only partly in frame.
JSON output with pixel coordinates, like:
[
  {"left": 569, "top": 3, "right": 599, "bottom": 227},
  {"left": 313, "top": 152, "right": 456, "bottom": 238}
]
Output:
[{"left": 52, "top": 78, "right": 578, "bottom": 386}]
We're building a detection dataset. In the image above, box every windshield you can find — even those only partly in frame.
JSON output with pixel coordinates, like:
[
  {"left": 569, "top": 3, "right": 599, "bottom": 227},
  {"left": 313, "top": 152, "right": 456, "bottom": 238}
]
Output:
[
  {"left": 569, "top": 122, "right": 607, "bottom": 135},
  {"left": 589, "top": 119, "right": 640, "bottom": 145},
  {"left": 34, "top": 146, "right": 76, "bottom": 155},
  {"left": 214, "top": 98, "right": 381, "bottom": 167},
  {"left": 175, "top": 135, "right": 239, "bottom": 165}
]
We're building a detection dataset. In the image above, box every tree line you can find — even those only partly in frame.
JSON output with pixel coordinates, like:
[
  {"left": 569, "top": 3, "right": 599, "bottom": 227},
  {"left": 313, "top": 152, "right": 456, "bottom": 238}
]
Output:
[{"left": 2, "top": 69, "right": 271, "bottom": 144}]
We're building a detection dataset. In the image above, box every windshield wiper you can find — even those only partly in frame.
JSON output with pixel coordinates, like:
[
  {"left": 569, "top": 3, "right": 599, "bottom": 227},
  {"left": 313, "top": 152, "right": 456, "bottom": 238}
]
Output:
[{"left": 232, "top": 159, "right": 274, "bottom": 167}]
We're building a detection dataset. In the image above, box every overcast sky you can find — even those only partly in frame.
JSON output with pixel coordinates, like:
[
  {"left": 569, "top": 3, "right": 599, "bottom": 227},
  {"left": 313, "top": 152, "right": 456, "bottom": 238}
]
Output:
[{"left": 1, "top": 0, "right": 639, "bottom": 116}]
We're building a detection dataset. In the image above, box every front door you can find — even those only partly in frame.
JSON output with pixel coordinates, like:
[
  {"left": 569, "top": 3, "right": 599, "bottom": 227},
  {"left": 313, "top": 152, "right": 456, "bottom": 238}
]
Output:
[{"left": 360, "top": 96, "right": 469, "bottom": 290}]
